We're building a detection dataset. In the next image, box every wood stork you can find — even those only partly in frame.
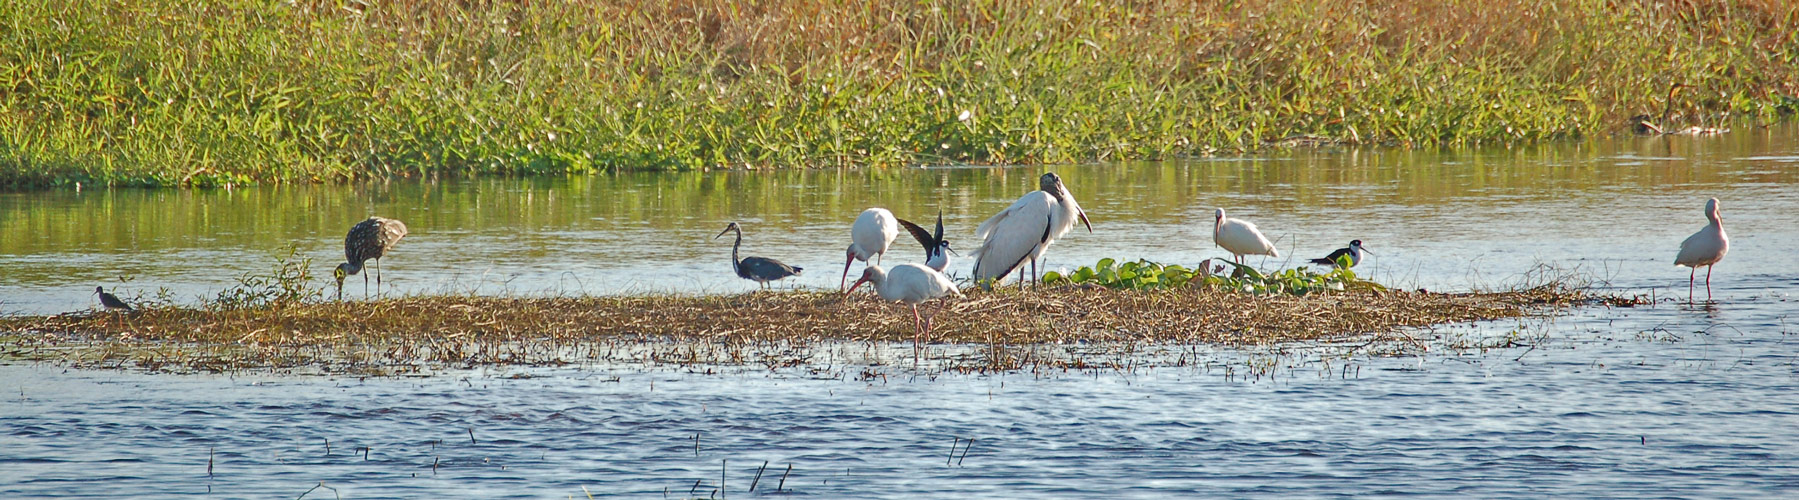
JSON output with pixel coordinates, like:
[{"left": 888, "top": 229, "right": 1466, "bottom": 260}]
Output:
[
  {"left": 717, "top": 222, "right": 803, "bottom": 289},
  {"left": 1213, "top": 208, "right": 1277, "bottom": 265},
  {"left": 842, "top": 208, "right": 901, "bottom": 290},
  {"left": 971, "top": 172, "right": 1092, "bottom": 288},
  {"left": 1309, "top": 240, "right": 1370, "bottom": 268},
  {"left": 334, "top": 216, "right": 408, "bottom": 300},
  {"left": 1675, "top": 197, "right": 1729, "bottom": 300},
  {"left": 897, "top": 211, "right": 955, "bottom": 273},
  {"left": 845, "top": 263, "right": 962, "bottom": 364}
]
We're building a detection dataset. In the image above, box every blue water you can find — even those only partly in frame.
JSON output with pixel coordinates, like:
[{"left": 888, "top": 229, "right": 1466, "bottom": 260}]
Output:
[{"left": 4, "top": 129, "right": 1799, "bottom": 497}]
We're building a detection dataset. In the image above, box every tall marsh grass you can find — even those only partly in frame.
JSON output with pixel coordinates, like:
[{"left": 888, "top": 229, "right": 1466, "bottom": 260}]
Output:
[{"left": 2, "top": 0, "right": 1795, "bottom": 187}]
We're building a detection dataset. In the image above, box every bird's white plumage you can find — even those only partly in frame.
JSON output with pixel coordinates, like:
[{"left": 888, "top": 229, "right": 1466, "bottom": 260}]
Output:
[
  {"left": 1675, "top": 198, "right": 1728, "bottom": 268},
  {"left": 857, "top": 264, "right": 962, "bottom": 305},
  {"left": 1213, "top": 208, "right": 1278, "bottom": 261},
  {"left": 850, "top": 208, "right": 900, "bottom": 262},
  {"left": 972, "top": 191, "right": 1055, "bottom": 282},
  {"left": 842, "top": 208, "right": 901, "bottom": 289}
]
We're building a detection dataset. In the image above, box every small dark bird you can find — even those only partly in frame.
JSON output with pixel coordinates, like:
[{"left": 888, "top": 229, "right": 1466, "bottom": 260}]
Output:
[
  {"left": 334, "top": 216, "right": 409, "bottom": 300},
  {"left": 897, "top": 211, "right": 957, "bottom": 273},
  {"left": 716, "top": 222, "right": 803, "bottom": 289},
  {"left": 1309, "top": 240, "right": 1371, "bottom": 268},
  {"left": 94, "top": 286, "right": 133, "bottom": 311}
]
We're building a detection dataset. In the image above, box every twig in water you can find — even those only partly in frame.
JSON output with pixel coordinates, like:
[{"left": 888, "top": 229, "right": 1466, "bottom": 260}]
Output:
[
  {"left": 947, "top": 437, "right": 959, "bottom": 466},
  {"left": 957, "top": 438, "right": 974, "bottom": 466},
  {"left": 694, "top": 432, "right": 701, "bottom": 457},
  {"left": 363, "top": 446, "right": 370, "bottom": 461},
  {"left": 432, "top": 456, "right": 439, "bottom": 475},
  {"left": 690, "top": 479, "right": 703, "bottom": 497},
  {"left": 720, "top": 459, "right": 727, "bottom": 499},
  {"left": 324, "top": 438, "right": 330, "bottom": 455},
  {"left": 469, "top": 427, "right": 476, "bottom": 445},
  {"left": 295, "top": 482, "right": 341, "bottom": 500},
  {"left": 777, "top": 464, "right": 792, "bottom": 492},
  {"left": 749, "top": 460, "right": 768, "bottom": 492},
  {"left": 207, "top": 447, "right": 214, "bottom": 477},
  {"left": 581, "top": 485, "right": 594, "bottom": 499}
]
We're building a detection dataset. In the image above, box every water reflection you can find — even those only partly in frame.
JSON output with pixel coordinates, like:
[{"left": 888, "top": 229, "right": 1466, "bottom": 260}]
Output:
[{"left": 2, "top": 125, "right": 1796, "bottom": 314}]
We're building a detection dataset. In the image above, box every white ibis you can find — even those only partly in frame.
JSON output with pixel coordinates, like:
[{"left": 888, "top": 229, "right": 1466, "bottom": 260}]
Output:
[
  {"left": 842, "top": 208, "right": 900, "bottom": 290},
  {"left": 1675, "top": 197, "right": 1730, "bottom": 300},
  {"left": 334, "top": 216, "right": 408, "bottom": 300},
  {"left": 971, "top": 172, "right": 1092, "bottom": 287},
  {"left": 94, "top": 286, "right": 133, "bottom": 311},
  {"left": 897, "top": 211, "right": 956, "bottom": 272},
  {"left": 1309, "top": 240, "right": 1370, "bottom": 268},
  {"left": 845, "top": 263, "right": 962, "bottom": 364},
  {"left": 1213, "top": 208, "right": 1277, "bottom": 265},
  {"left": 717, "top": 222, "right": 803, "bottom": 289}
]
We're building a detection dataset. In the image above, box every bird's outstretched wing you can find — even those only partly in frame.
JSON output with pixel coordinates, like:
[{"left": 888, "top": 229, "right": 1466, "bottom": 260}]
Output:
[{"left": 896, "top": 217, "right": 935, "bottom": 255}]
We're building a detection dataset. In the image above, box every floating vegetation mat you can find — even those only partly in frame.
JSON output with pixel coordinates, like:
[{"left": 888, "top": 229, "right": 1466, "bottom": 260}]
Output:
[{"left": 0, "top": 287, "right": 1627, "bottom": 375}]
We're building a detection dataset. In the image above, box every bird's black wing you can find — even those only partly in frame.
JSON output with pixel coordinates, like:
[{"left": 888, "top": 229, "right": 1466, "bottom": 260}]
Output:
[
  {"left": 741, "top": 256, "right": 802, "bottom": 279},
  {"left": 1310, "top": 247, "right": 1351, "bottom": 266},
  {"left": 895, "top": 217, "right": 935, "bottom": 255}
]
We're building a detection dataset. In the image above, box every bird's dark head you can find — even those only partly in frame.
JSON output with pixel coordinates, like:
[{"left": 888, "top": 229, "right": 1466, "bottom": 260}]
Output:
[
  {"left": 715, "top": 222, "right": 741, "bottom": 239},
  {"left": 333, "top": 263, "right": 352, "bottom": 286},
  {"left": 1038, "top": 172, "right": 1062, "bottom": 192},
  {"left": 94, "top": 286, "right": 105, "bottom": 295},
  {"left": 938, "top": 240, "right": 959, "bottom": 257},
  {"left": 1350, "top": 240, "right": 1363, "bottom": 247}
]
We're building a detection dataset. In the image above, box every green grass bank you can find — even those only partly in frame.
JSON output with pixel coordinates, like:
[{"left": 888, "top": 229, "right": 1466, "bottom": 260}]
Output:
[{"left": 3, "top": 0, "right": 1796, "bottom": 188}]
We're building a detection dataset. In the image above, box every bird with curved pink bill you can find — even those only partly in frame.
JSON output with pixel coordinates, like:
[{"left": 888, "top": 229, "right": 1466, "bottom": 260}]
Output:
[
  {"left": 845, "top": 263, "right": 962, "bottom": 365},
  {"left": 1674, "top": 198, "right": 1729, "bottom": 301},
  {"left": 841, "top": 208, "right": 901, "bottom": 290}
]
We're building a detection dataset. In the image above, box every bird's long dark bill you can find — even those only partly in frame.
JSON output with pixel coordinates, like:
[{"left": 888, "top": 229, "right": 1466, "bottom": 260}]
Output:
[
  {"left": 714, "top": 228, "right": 732, "bottom": 239},
  {"left": 1361, "top": 246, "right": 1374, "bottom": 254},
  {"left": 1077, "top": 210, "right": 1093, "bottom": 233}
]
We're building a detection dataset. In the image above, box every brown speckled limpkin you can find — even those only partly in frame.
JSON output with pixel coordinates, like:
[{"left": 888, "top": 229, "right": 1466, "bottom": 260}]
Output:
[{"left": 334, "top": 216, "right": 408, "bottom": 300}]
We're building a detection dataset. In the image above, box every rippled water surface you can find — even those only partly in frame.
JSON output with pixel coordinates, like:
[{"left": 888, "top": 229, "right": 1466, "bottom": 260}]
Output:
[{"left": 3, "top": 127, "right": 1798, "bottom": 497}]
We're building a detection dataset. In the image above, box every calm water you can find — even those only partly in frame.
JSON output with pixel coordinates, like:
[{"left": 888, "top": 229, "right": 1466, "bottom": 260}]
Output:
[{"left": 3, "top": 126, "right": 1798, "bottom": 497}]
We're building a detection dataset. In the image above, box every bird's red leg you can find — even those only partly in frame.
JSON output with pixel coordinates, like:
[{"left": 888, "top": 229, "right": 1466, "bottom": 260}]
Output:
[{"left": 1706, "top": 265, "right": 1714, "bottom": 300}]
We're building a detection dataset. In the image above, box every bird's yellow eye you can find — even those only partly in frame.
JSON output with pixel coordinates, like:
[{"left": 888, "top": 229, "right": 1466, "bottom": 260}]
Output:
[{"left": 333, "top": 268, "right": 347, "bottom": 281}]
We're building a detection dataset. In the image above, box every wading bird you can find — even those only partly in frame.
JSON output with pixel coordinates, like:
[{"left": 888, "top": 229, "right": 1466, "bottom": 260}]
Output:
[
  {"left": 897, "top": 211, "right": 955, "bottom": 272},
  {"left": 94, "top": 286, "right": 132, "bottom": 326},
  {"left": 94, "top": 286, "right": 132, "bottom": 311},
  {"left": 335, "top": 216, "right": 409, "bottom": 300},
  {"left": 1675, "top": 198, "right": 1729, "bottom": 301},
  {"left": 971, "top": 172, "right": 1092, "bottom": 288},
  {"left": 1213, "top": 208, "right": 1277, "bottom": 265},
  {"left": 1309, "top": 240, "right": 1371, "bottom": 268},
  {"left": 717, "top": 222, "right": 803, "bottom": 289},
  {"left": 845, "top": 263, "right": 962, "bottom": 364},
  {"left": 842, "top": 208, "right": 900, "bottom": 290}
]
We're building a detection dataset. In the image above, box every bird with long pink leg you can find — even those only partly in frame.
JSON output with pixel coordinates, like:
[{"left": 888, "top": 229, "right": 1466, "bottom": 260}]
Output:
[
  {"left": 1675, "top": 197, "right": 1729, "bottom": 301},
  {"left": 845, "top": 263, "right": 961, "bottom": 365}
]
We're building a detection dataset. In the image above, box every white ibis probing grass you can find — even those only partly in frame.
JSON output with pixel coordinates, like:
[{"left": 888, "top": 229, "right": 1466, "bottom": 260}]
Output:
[
  {"left": 842, "top": 208, "right": 900, "bottom": 290},
  {"left": 1213, "top": 208, "right": 1277, "bottom": 265},
  {"left": 1675, "top": 197, "right": 1730, "bottom": 301},
  {"left": 717, "top": 222, "right": 803, "bottom": 289},
  {"left": 897, "top": 211, "right": 956, "bottom": 273},
  {"left": 1309, "top": 240, "right": 1370, "bottom": 268},
  {"left": 845, "top": 263, "right": 962, "bottom": 364},
  {"left": 971, "top": 172, "right": 1092, "bottom": 288},
  {"left": 334, "top": 216, "right": 409, "bottom": 300}
]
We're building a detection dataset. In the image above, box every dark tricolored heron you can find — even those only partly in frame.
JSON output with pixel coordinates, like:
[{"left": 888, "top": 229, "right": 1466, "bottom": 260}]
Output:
[
  {"left": 845, "top": 263, "right": 962, "bottom": 365},
  {"left": 842, "top": 208, "right": 899, "bottom": 290},
  {"left": 971, "top": 172, "right": 1091, "bottom": 288},
  {"left": 716, "top": 222, "right": 803, "bottom": 289},
  {"left": 896, "top": 211, "right": 957, "bottom": 273},
  {"left": 1310, "top": 240, "right": 1371, "bottom": 268},
  {"left": 334, "top": 216, "right": 409, "bottom": 300},
  {"left": 1675, "top": 198, "right": 1729, "bottom": 301}
]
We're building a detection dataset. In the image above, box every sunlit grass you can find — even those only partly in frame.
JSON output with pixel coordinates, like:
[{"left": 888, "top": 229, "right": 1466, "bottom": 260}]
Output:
[{"left": 2, "top": 0, "right": 1794, "bottom": 188}]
